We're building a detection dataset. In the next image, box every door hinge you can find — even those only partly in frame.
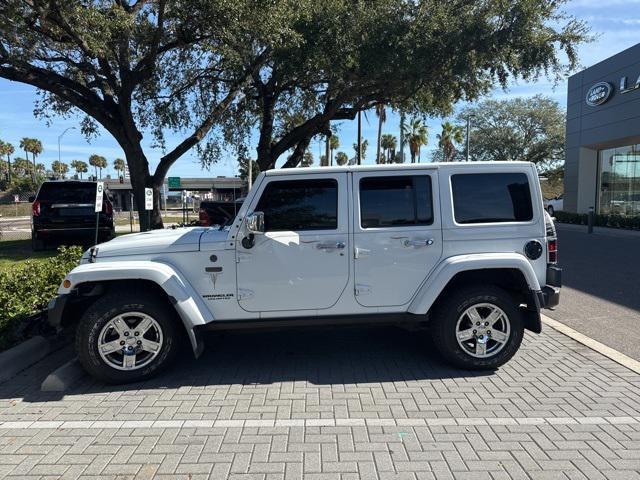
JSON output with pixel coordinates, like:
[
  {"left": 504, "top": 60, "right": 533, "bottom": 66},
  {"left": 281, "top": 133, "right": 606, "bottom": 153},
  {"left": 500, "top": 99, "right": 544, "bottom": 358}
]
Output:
[
  {"left": 238, "top": 288, "right": 254, "bottom": 300},
  {"left": 355, "top": 284, "right": 371, "bottom": 296},
  {"left": 237, "top": 252, "right": 251, "bottom": 263}
]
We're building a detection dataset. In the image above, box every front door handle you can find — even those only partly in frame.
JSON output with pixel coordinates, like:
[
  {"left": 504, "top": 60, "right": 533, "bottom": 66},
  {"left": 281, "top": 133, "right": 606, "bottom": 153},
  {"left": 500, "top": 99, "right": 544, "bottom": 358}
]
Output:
[
  {"left": 403, "top": 238, "right": 434, "bottom": 247},
  {"left": 316, "top": 241, "right": 346, "bottom": 250}
]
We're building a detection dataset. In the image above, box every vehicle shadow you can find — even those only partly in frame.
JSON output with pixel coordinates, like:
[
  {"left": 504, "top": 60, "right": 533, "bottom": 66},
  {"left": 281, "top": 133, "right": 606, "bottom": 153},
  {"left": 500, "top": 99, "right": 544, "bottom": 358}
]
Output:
[
  {"left": 6, "top": 326, "right": 494, "bottom": 403},
  {"left": 557, "top": 226, "right": 640, "bottom": 312}
]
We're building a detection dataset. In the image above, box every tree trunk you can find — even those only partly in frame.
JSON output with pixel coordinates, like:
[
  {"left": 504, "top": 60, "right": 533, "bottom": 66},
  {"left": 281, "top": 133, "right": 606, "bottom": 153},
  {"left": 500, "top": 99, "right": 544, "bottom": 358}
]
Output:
[
  {"left": 376, "top": 115, "right": 383, "bottom": 164},
  {"left": 324, "top": 135, "right": 330, "bottom": 167},
  {"left": 124, "top": 146, "right": 163, "bottom": 231},
  {"left": 282, "top": 136, "right": 312, "bottom": 169},
  {"left": 6, "top": 155, "right": 11, "bottom": 183}
]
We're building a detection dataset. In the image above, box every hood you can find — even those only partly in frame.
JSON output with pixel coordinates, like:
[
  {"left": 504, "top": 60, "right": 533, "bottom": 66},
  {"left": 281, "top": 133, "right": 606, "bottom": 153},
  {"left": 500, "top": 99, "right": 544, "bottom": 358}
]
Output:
[{"left": 96, "top": 227, "right": 210, "bottom": 258}]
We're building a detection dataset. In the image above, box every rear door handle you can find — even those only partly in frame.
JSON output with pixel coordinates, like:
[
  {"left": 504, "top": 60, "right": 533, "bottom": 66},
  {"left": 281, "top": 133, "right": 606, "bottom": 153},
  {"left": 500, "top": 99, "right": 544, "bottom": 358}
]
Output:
[
  {"left": 403, "top": 238, "right": 434, "bottom": 247},
  {"left": 316, "top": 241, "right": 346, "bottom": 250}
]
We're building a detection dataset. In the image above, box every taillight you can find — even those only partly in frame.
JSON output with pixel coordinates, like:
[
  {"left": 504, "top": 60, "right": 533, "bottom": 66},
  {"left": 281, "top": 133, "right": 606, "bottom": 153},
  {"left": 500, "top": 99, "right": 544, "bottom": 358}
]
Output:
[
  {"left": 104, "top": 200, "right": 113, "bottom": 216},
  {"left": 547, "top": 238, "right": 558, "bottom": 264},
  {"left": 32, "top": 200, "right": 40, "bottom": 216},
  {"left": 199, "top": 208, "right": 211, "bottom": 226}
]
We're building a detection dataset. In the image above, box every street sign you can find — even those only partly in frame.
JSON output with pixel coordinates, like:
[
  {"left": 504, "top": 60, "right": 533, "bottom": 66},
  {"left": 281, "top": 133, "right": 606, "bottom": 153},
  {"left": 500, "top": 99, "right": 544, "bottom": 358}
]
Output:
[
  {"left": 168, "top": 177, "right": 181, "bottom": 189},
  {"left": 13, "top": 195, "right": 19, "bottom": 203},
  {"left": 94, "top": 182, "right": 104, "bottom": 212},
  {"left": 144, "top": 188, "right": 153, "bottom": 210}
]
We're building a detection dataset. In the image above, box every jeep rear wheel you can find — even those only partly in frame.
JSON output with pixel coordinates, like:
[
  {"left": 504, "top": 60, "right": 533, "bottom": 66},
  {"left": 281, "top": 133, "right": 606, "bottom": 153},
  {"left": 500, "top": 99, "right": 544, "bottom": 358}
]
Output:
[
  {"left": 76, "top": 290, "right": 179, "bottom": 384},
  {"left": 432, "top": 286, "right": 524, "bottom": 370}
]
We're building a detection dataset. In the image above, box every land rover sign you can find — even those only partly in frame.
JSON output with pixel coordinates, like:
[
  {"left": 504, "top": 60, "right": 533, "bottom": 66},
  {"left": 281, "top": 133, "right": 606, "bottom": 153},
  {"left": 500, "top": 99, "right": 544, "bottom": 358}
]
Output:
[{"left": 586, "top": 81, "right": 613, "bottom": 107}]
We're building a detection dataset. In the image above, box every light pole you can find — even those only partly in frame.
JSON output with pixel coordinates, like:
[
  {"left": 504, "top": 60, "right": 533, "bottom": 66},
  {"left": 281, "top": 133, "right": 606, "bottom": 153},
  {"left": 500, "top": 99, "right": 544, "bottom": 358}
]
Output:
[{"left": 58, "top": 126, "right": 76, "bottom": 165}]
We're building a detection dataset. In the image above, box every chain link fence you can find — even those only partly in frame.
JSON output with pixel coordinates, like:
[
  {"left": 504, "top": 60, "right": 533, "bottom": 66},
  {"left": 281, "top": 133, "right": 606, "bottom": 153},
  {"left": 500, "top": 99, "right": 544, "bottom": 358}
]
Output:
[{"left": 0, "top": 192, "right": 35, "bottom": 241}]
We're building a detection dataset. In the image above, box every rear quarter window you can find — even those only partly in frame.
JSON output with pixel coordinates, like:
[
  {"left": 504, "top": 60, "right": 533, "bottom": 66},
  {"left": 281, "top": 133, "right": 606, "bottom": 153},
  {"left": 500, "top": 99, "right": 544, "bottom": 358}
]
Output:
[
  {"left": 36, "top": 183, "right": 97, "bottom": 203},
  {"left": 451, "top": 172, "right": 533, "bottom": 224}
]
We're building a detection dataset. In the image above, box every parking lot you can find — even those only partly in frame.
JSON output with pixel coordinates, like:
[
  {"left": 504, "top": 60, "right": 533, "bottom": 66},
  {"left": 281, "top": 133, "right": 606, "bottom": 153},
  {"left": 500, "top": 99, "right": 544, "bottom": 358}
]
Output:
[
  {"left": 549, "top": 224, "right": 640, "bottom": 361},
  {"left": 1, "top": 221, "right": 640, "bottom": 479},
  {"left": 1, "top": 324, "right": 639, "bottom": 479}
]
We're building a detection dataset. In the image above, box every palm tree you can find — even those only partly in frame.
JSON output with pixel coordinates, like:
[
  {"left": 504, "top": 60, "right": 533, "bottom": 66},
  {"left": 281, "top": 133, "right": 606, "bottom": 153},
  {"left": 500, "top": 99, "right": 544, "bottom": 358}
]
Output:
[
  {"left": 404, "top": 118, "right": 428, "bottom": 163},
  {"left": 30, "top": 139, "right": 43, "bottom": 176},
  {"left": 71, "top": 160, "right": 88, "bottom": 179},
  {"left": 352, "top": 139, "right": 368, "bottom": 163},
  {"left": 113, "top": 158, "right": 126, "bottom": 178},
  {"left": 375, "top": 104, "right": 386, "bottom": 164},
  {"left": 335, "top": 151, "right": 349, "bottom": 166},
  {"left": 380, "top": 134, "right": 397, "bottom": 163},
  {"left": 0, "top": 141, "right": 14, "bottom": 182},
  {"left": 51, "top": 160, "right": 69, "bottom": 179},
  {"left": 89, "top": 154, "right": 107, "bottom": 179},
  {"left": 437, "top": 121, "right": 465, "bottom": 162},
  {"left": 329, "top": 136, "right": 339, "bottom": 166},
  {"left": 301, "top": 150, "right": 314, "bottom": 167}
]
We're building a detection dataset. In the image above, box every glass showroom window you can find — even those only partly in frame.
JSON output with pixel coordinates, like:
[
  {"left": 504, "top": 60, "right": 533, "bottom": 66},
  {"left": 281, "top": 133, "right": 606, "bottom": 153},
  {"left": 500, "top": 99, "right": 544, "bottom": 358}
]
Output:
[{"left": 598, "top": 144, "right": 640, "bottom": 215}]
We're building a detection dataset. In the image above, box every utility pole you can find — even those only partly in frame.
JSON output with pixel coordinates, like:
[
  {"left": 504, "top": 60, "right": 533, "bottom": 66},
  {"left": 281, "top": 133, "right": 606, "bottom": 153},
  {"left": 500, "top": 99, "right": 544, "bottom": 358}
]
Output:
[
  {"left": 357, "top": 111, "right": 362, "bottom": 165},
  {"left": 465, "top": 116, "right": 471, "bottom": 162},
  {"left": 57, "top": 126, "right": 75, "bottom": 169},
  {"left": 248, "top": 159, "right": 252, "bottom": 190}
]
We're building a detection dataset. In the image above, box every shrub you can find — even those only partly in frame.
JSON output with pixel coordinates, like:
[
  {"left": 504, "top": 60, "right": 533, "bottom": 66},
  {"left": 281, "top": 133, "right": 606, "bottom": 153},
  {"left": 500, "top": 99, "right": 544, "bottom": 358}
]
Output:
[
  {"left": 0, "top": 245, "right": 83, "bottom": 350},
  {"left": 554, "top": 211, "right": 640, "bottom": 230}
]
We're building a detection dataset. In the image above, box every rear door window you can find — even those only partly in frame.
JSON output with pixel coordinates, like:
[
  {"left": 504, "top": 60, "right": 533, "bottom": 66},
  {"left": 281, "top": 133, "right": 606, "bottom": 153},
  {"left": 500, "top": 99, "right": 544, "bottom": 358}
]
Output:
[
  {"left": 37, "top": 183, "right": 96, "bottom": 204},
  {"left": 451, "top": 173, "right": 533, "bottom": 224},
  {"left": 359, "top": 175, "right": 433, "bottom": 228}
]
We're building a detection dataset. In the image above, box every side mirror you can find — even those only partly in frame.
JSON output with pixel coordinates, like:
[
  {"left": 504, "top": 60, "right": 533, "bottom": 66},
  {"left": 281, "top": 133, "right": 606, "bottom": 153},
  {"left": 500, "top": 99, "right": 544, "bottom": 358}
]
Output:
[
  {"left": 28, "top": 196, "right": 35, "bottom": 203},
  {"left": 245, "top": 211, "right": 265, "bottom": 234}
]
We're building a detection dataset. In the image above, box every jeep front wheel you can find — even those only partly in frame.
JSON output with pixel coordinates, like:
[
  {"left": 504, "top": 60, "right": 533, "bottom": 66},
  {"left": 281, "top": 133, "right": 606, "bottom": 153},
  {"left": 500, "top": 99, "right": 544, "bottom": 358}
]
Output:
[
  {"left": 432, "top": 286, "right": 524, "bottom": 370},
  {"left": 76, "top": 290, "right": 179, "bottom": 384}
]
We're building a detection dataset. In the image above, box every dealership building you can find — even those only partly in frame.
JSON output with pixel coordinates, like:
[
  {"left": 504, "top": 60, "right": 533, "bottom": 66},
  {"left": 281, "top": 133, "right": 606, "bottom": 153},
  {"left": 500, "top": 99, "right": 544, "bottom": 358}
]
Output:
[{"left": 564, "top": 43, "right": 640, "bottom": 215}]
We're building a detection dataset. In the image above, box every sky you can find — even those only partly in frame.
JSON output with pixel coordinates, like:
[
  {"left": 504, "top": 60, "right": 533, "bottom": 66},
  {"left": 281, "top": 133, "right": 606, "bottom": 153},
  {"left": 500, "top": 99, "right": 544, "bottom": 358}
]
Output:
[{"left": 0, "top": 0, "right": 639, "bottom": 179}]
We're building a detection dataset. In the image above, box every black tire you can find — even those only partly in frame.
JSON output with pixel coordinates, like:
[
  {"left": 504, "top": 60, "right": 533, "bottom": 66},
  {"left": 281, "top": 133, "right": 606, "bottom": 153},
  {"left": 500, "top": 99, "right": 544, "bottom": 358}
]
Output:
[
  {"left": 431, "top": 285, "right": 524, "bottom": 370},
  {"left": 31, "top": 232, "right": 45, "bottom": 251},
  {"left": 547, "top": 205, "right": 554, "bottom": 216},
  {"left": 75, "top": 288, "right": 180, "bottom": 384}
]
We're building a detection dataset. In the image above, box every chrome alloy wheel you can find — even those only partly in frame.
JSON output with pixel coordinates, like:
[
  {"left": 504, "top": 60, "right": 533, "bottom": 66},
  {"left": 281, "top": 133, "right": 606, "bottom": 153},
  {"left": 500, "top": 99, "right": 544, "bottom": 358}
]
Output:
[
  {"left": 455, "top": 303, "right": 511, "bottom": 358},
  {"left": 97, "top": 312, "right": 164, "bottom": 371}
]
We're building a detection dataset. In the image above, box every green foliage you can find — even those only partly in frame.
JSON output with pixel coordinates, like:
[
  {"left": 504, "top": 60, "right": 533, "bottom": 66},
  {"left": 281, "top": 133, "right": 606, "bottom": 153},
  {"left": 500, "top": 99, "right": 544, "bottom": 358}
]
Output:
[
  {"left": 238, "top": 157, "right": 260, "bottom": 184},
  {"left": 0, "top": 246, "right": 83, "bottom": 350},
  {"left": 437, "top": 122, "right": 465, "bottom": 162},
  {"left": 51, "top": 160, "right": 69, "bottom": 178},
  {"left": 8, "top": 175, "right": 41, "bottom": 195},
  {"left": 335, "top": 152, "right": 349, "bottom": 166},
  {"left": 70, "top": 160, "right": 89, "bottom": 179},
  {"left": 404, "top": 118, "right": 428, "bottom": 163},
  {"left": 555, "top": 212, "right": 640, "bottom": 230},
  {"left": 458, "top": 95, "right": 565, "bottom": 170}
]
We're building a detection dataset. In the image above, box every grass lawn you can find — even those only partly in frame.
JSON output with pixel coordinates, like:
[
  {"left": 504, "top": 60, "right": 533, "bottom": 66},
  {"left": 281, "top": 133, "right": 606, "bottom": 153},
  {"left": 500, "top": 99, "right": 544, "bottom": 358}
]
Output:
[
  {"left": 0, "top": 203, "right": 31, "bottom": 217},
  {"left": 0, "top": 239, "right": 57, "bottom": 269}
]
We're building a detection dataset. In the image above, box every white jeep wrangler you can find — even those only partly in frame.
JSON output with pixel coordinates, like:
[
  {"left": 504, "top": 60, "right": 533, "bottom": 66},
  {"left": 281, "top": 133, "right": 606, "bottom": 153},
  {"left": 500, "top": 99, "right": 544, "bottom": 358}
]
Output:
[{"left": 49, "top": 162, "right": 561, "bottom": 383}]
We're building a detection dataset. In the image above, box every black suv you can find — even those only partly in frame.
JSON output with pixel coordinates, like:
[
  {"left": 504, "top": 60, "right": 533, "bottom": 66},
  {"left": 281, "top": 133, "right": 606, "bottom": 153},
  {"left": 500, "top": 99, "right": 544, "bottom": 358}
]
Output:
[{"left": 30, "top": 180, "right": 115, "bottom": 250}]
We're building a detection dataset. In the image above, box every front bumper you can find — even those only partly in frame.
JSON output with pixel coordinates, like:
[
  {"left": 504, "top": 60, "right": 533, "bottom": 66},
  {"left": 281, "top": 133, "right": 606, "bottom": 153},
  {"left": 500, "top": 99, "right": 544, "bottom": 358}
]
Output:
[{"left": 47, "top": 294, "right": 68, "bottom": 329}]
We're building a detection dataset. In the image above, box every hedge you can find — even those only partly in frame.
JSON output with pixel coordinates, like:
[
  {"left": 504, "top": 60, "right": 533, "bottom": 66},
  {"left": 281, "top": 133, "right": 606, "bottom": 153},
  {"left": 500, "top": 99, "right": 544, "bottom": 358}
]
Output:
[
  {"left": 554, "top": 211, "right": 640, "bottom": 230},
  {"left": 0, "top": 246, "right": 83, "bottom": 350}
]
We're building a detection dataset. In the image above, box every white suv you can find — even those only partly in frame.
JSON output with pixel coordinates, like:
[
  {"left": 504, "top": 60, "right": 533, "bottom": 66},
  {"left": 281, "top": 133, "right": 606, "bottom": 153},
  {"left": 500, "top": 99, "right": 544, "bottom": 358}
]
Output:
[{"left": 49, "top": 162, "right": 561, "bottom": 383}]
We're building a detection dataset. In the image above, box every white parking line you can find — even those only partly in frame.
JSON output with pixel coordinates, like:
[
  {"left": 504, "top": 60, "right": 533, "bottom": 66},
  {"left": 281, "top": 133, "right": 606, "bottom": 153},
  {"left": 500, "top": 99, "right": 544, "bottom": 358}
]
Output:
[
  {"left": 0, "top": 416, "right": 637, "bottom": 430},
  {"left": 542, "top": 314, "right": 640, "bottom": 374}
]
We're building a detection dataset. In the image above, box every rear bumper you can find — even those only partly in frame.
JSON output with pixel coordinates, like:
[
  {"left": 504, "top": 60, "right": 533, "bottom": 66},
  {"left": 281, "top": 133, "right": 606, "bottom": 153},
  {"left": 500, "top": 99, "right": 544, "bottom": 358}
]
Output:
[{"left": 539, "top": 286, "right": 560, "bottom": 309}]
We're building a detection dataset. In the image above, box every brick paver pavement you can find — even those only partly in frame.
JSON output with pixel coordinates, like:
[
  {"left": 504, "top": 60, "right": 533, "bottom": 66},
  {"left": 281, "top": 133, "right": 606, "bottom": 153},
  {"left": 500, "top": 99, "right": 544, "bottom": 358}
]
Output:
[{"left": 0, "top": 326, "right": 639, "bottom": 479}]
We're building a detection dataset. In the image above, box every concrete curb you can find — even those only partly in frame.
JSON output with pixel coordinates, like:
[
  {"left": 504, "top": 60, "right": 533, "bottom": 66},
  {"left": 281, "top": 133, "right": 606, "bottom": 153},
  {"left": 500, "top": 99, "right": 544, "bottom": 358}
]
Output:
[
  {"left": 41, "top": 358, "right": 86, "bottom": 392},
  {"left": 0, "top": 336, "right": 51, "bottom": 383},
  {"left": 541, "top": 314, "right": 640, "bottom": 375}
]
